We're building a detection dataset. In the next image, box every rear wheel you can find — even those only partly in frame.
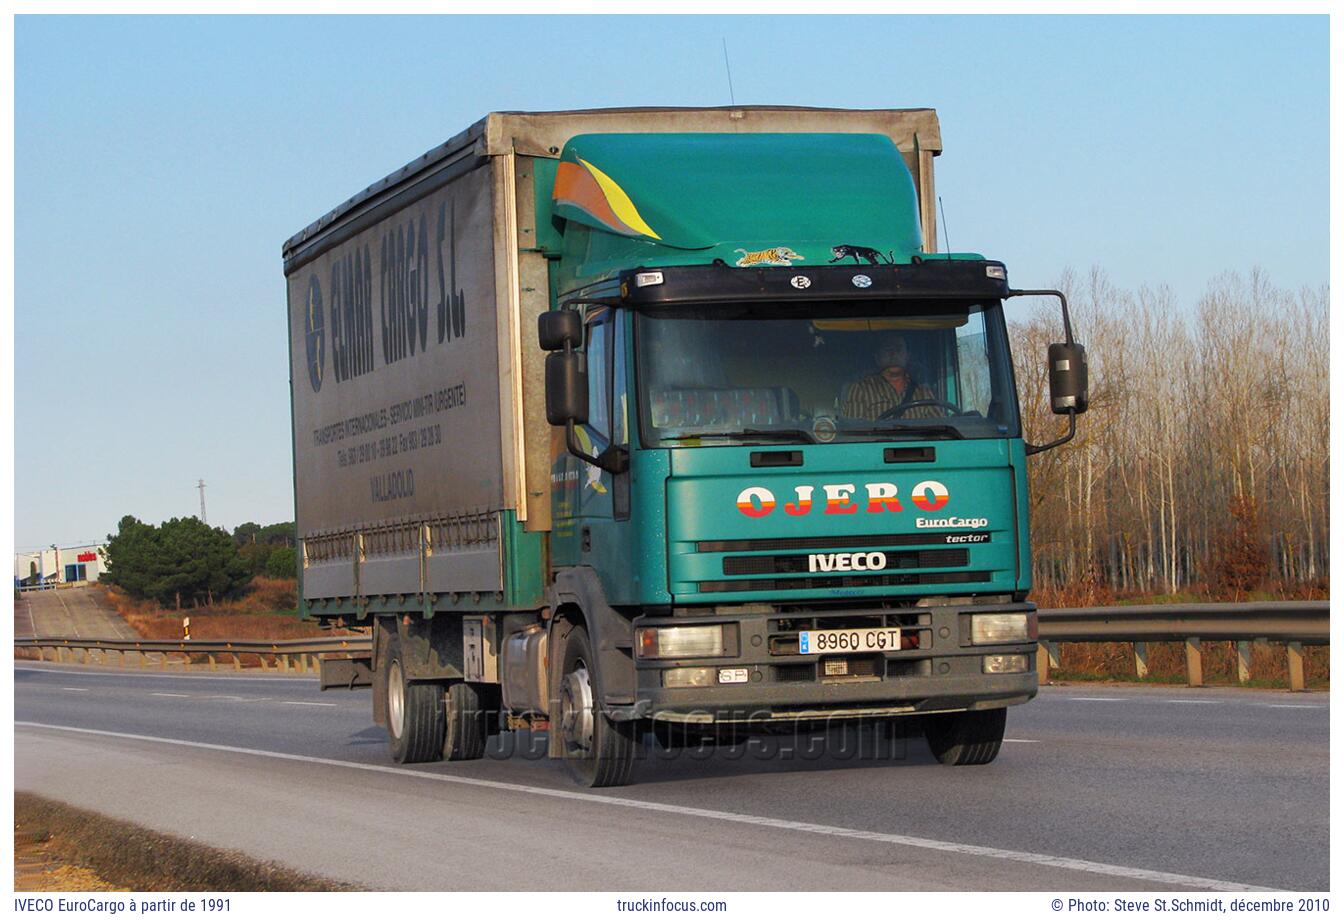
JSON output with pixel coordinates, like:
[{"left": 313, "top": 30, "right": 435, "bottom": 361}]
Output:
[
  {"left": 923, "top": 707, "right": 1006, "bottom": 766},
  {"left": 557, "top": 625, "right": 636, "bottom": 787},
  {"left": 443, "top": 681, "right": 488, "bottom": 761},
  {"left": 384, "top": 633, "right": 445, "bottom": 764}
]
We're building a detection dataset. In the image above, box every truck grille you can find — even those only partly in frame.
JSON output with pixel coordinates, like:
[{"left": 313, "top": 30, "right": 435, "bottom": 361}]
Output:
[
  {"left": 722, "top": 548, "right": 967, "bottom": 576},
  {"left": 698, "top": 569, "right": 992, "bottom": 593},
  {"left": 697, "top": 531, "right": 990, "bottom": 553}
]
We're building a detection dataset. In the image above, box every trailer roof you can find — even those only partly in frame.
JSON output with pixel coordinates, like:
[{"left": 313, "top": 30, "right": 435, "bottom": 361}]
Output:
[{"left": 282, "top": 106, "right": 942, "bottom": 266}]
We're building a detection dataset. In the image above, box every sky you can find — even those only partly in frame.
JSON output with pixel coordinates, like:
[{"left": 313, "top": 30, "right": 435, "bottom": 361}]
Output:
[{"left": 12, "top": 14, "right": 1330, "bottom": 551}]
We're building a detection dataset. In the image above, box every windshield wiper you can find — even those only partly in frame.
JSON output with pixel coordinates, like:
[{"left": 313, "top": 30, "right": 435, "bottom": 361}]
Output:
[
  {"left": 663, "top": 428, "right": 816, "bottom": 444},
  {"left": 840, "top": 423, "right": 965, "bottom": 440}
]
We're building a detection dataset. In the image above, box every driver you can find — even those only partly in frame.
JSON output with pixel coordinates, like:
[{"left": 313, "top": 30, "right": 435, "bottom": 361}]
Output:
[{"left": 840, "top": 334, "right": 940, "bottom": 419}]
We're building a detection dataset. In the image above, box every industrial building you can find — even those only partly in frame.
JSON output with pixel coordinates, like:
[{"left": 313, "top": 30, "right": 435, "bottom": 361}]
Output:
[{"left": 13, "top": 544, "right": 107, "bottom": 587}]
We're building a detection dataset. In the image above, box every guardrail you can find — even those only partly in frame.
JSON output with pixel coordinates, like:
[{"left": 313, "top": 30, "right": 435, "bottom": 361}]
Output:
[
  {"left": 14, "top": 601, "right": 1329, "bottom": 688},
  {"left": 13, "top": 635, "right": 372, "bottom": 673},
  {"left": 1037, "top": 601, "right": 1329, "bottom": 690}
]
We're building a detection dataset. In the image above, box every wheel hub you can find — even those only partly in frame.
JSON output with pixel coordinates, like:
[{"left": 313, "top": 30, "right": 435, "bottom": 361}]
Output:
[
  {"left": 560, "top": 665, "right": 595, "bottom": 753},
  {"left": 387, "top": 659, "right": 405, "bottom": 739}
]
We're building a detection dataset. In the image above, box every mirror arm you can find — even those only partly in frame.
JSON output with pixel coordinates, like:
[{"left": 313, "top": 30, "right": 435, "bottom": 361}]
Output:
[
  {"left": 1006, "top": 288, "right": 1075, "bottom": 345},
  {"left": 1025, "top": 409, "right": 1077, "bottom": 456},
  {"left": 564, "top": 421, "right": 629, "bottom": 474},
  {"left": 564, "top": 420, "right": 605, "bottom": 467}
]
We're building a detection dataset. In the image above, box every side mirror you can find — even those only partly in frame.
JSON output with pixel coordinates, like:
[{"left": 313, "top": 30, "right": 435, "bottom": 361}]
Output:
[
  {"left": 538, "top": 310, "right": 582, "bottom": 351},
  {"left": 1047, "top": 343, "right": 1089, "bottom": 415},
  {"left": 545, "top": 352, "right": 588, "bottom": 425}
]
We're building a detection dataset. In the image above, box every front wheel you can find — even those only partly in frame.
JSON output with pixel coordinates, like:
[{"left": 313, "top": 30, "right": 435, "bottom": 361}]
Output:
[
  {"left": 923, "top": 707, "right": 1006, "bottom": 766},
  {"left": 556, "top": 625, "right": 637, "bottom": 787}
]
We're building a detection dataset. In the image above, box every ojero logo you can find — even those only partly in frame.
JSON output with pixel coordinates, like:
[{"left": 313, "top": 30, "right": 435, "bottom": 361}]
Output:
[
  {"left": 734, "top": 480, "right": 949, "bottom": 518},
  {"left": 808, "top": 551, "right": 887, "bottom": 572}
]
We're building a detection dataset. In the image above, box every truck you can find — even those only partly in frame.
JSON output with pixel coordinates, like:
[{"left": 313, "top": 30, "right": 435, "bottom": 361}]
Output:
[{"left": 283, "top": 106, "right": 1088, "bottom": 787}]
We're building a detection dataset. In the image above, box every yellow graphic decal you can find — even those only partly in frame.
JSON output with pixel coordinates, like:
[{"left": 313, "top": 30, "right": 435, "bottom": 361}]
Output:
[{"left": 578, "top": 158, "right": 662, "bottom": 241}]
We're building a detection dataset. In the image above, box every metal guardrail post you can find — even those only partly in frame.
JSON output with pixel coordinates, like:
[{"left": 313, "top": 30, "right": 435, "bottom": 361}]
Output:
[
  {"left": 1185, "top": 637, "right": 1203, "bottom": 687},
  {"left": 1287, "top": 642, "right": 1306, "bottom": 692},
  {"left": 1134, "top": 641, "right": 1149, "bottom": 678},
  {"left": 1036, "top": 642, "right": 1049, "bottom": 681},
  {"left": 1046, "top": 641, "right": 1061, "bottom": 673},
  {"left": 1236, "top": 641, "right": 1252, "bottom": 684}
]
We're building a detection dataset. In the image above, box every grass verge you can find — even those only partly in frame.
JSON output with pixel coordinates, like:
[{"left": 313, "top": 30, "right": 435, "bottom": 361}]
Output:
[{"left": 14, "top": 793, "right": 353, "bottom": 892}]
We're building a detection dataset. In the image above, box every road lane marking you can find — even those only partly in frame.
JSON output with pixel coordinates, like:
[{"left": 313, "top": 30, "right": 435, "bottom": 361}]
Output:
[
  {"left": 1261, "top": 704, "right": 1323, "bottom": 709},
  {"left": 1167, "top": 700, "right": 1219, "bottom": 705},
  {"left": 150, "top": 692, "right": 194, "bottom": 698},
  {"left": 282, "top": 701, "right": 338, "bottom": 707},
  {"left": 54, "top": 590, "right": 81, "bottom": 639},
  {"left": 60, "top": 688, "right": 90, "bottom": 693},
  {"left": 1068, "top": 697, "right": 1125, "bottom": 701},
  {"left": 15, "top": 721, "right": 1274, "bottom": 892},
  {"left": 1002, "top": 739, "right": 1039, "bottom": 743}
]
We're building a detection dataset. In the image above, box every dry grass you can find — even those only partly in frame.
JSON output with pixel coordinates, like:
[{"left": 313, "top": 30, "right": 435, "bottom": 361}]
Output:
[
  {"left": 14, "top": 793, "right": 353, "bottom": 892},
  {"left": 1032, "top": 578, "right": 1329, "bottom": 608},
  {"left": 1052, "top": 640, "right": 1329, "bottom": 689},
  {"left": 100, "top": 578, "right": 327, "bottom": 641}
]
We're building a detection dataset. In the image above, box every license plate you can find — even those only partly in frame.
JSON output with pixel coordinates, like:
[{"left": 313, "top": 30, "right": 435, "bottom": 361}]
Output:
[{"left": 798, "top": 627, "right": 902, "bottom": 654}]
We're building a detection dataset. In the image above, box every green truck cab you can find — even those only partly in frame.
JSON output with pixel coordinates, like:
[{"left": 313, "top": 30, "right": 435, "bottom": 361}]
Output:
[{"left": 285, "top": 108, "right": 1087, "bottom": 787}]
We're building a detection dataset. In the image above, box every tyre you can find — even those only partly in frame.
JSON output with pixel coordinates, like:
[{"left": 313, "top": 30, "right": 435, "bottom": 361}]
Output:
[
  {"left": 556, "top": 624, "right": 637, "bottom": 787},
  {"left": 923, "top": 707, "right": 1007, "bottom": 766},
  {"left": 384, "top": 631, "right": 445, "bottom": 764},
  {"left": 443, "top": 681, "right": 488, "bottom": 761}
]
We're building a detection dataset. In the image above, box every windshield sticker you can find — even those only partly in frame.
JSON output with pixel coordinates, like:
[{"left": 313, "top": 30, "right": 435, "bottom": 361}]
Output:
[
  {"left": 734, "top": 247, "right": 804, "bottom": 267},
  {"left": 829, "top": 244, "right": 894, "bottom": 265}
]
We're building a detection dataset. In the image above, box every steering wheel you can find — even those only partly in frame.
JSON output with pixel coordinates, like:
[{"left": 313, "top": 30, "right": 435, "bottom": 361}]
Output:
[{"left": 875, "top": 399, "right": 963, "bottom": 421}]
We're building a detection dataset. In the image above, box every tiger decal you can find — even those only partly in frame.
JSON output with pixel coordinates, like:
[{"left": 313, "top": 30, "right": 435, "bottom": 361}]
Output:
[{"left": 734, "top": 246, "right": 804, "bottom": 267}]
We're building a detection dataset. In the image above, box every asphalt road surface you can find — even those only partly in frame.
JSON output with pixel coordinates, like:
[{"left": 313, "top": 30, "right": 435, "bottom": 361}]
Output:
[
  {"left": 15, "top": 585, "right": 139, "bottom": 640},
  {"left": 14, "top": 664, "right": 1328, "bottom": 891}
]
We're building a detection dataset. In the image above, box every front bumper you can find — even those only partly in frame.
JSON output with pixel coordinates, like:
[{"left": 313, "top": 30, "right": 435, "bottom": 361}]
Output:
[{"left": 622, "top": 602, "right": 1037, "bottom": 725}]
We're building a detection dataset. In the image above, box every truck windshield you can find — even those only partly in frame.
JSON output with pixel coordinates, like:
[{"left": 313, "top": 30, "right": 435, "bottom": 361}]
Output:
[{"left": 635, "top": 300, "right": 1019, "bottom": 446}]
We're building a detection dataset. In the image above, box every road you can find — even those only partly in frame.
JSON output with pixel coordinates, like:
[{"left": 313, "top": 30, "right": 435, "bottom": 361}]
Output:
[
  {"left": 14, "top": 664, "right": 1327, "bottom": 891},
  {"left": 15, "top": 585, "right": 139, "bottom": 640}
]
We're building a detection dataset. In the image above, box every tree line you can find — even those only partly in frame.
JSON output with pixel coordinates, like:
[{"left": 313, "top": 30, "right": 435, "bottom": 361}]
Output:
[
  {"left": 103, "top": 517, "right": 297, "bottom": 608},
  {"left": 1011, "top": 268, "right": 1328, "bottom": 598}
]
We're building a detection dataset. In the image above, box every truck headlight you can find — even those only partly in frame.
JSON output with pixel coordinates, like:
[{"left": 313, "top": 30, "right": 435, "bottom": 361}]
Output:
[
  {"left": 970, "top": 612, "right": 1034, "bottom": 644},
  {"left": 636, "top": 625, "right": 728, "bottom": 659}
]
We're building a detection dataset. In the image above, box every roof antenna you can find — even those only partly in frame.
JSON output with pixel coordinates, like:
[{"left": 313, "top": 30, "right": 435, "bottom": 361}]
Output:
[
  {"left": 938, "top": 195, "right": 952, "bottom": 255},
  {"left": 722, "top": 38, "right": 736, "bottom": 106}
]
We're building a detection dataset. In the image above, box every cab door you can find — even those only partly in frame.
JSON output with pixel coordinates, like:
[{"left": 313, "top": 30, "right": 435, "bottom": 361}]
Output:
[{"left": 551, "top": 307, "right": 635, "bottom": 598}]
